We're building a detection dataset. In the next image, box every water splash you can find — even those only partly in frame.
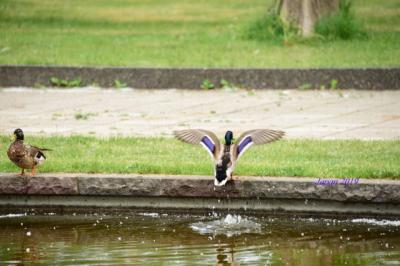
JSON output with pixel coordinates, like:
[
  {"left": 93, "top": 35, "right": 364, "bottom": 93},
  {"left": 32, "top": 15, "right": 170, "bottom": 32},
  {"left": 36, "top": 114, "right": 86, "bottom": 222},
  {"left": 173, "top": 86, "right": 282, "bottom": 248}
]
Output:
[
  {"left": 138, "top": 212, "right": 159, "bottom": 218},
  {"left": 0, "top": 214, "right": 25, "bottom": 219},
  {"left": 190, "top": 214, "right": 261, "bottom": 237},
  {"left": 351, "top": 218, "right": 400, "bottom": 227}
]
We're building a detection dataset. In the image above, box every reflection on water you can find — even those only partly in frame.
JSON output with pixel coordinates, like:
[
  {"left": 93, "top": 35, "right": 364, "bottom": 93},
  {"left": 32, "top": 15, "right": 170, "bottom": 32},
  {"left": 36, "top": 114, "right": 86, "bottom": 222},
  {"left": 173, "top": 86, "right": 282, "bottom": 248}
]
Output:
[{"left": 0, "top": 211, "right": 399, "bottom": 265}]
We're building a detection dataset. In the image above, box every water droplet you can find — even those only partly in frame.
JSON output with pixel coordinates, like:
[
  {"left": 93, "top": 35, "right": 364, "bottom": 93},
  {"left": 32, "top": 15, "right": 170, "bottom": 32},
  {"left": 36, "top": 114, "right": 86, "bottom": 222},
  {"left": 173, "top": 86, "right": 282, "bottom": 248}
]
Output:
[
  {"left": 26, "top": 231, "right": 31, "bottom": 236},
  {"left": 117, "top": 237, "right": 122, "bottom": 241},
  {"left": 26, "top": 248, "right": 30, "bottom": 253},
  {"left": 120, "top": 221, "right": 123, "bottom": 225},
  {"left": 301, "top": 232, "right": 304, "bottom": 236},
  {"left": 385, "top": 243, "right": 389, "bottom": 248}
]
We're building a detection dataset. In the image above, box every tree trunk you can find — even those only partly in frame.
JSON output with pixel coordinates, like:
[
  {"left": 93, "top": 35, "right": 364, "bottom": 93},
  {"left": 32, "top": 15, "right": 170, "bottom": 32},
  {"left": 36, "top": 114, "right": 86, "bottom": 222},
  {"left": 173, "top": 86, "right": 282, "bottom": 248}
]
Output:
[{"left": 279, "top": 0, "right": 339, "bottom": 36}]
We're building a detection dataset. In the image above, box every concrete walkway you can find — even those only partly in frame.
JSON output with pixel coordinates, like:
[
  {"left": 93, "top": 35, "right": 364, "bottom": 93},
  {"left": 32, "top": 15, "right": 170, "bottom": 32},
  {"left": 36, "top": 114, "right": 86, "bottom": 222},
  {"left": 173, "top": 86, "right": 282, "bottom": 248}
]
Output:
[{"left": 0, "top": 87, "right": 399, "bottom": 139}]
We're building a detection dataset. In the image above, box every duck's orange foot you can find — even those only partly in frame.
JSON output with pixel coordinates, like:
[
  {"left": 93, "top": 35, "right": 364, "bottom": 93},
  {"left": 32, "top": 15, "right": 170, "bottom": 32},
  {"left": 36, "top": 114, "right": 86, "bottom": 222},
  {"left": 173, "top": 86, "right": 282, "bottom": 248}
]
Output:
[
  {"left": 28, "top": 168, "right": 36, "bottom": 177},
  {"left": 17, "top": 169, "right": 25, "bottom": 176}
]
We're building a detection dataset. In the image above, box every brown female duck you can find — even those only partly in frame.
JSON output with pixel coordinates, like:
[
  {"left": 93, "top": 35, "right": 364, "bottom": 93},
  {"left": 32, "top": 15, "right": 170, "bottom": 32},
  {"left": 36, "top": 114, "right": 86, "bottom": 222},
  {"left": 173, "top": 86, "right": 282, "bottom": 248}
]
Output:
[{"left": 7, "top": 128, "right": 51, "bottom": 176}]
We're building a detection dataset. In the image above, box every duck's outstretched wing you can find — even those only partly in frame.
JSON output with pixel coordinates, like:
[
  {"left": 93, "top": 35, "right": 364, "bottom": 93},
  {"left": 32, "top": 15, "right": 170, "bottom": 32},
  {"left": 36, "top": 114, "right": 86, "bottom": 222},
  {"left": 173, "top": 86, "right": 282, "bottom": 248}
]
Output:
[
  {"left": 232, "top": 129, "right": 285, "bottom": 161},
  {"left": 173, "top": 129, "right": 221, "bottom": 161}
]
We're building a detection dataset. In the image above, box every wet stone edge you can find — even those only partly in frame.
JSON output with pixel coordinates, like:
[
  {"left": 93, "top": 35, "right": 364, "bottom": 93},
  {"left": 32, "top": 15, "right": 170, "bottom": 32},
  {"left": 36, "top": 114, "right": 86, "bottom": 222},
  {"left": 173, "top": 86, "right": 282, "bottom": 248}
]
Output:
[{"left": 0, "top": 173, "right": 399, "bottom": 204}]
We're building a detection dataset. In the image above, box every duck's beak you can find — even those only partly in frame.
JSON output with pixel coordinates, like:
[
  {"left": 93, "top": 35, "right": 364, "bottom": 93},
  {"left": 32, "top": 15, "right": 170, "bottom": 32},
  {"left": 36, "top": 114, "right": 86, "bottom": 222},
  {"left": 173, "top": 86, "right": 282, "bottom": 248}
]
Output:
[{"left": 9, "top": 134, "right": 16, "bottom": 142}]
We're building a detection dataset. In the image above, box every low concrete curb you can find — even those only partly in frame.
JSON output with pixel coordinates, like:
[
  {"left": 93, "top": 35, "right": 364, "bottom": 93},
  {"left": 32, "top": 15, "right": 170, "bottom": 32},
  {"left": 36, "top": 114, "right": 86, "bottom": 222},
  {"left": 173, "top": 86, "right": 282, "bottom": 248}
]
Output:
[
  {"left": 1, "top": 65, "right": 399, "bottom": 90},
  {"left": 1, "top": 173, "right": 399, "bottom": 216}
]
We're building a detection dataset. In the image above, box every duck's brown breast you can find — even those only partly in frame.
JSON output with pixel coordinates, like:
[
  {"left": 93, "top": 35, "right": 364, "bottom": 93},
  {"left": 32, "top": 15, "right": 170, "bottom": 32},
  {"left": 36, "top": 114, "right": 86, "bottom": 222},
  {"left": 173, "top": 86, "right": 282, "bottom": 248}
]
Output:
[{"left": 7, "top": 141, "right": 35, "bottom": 169}]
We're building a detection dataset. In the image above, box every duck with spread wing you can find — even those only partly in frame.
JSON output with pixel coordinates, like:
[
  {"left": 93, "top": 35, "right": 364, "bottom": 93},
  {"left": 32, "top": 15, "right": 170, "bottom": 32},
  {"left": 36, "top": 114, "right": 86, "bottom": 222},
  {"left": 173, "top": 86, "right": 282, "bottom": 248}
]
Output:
[{"left": 174, "top": 129, "right": 285, "bottom": 186}]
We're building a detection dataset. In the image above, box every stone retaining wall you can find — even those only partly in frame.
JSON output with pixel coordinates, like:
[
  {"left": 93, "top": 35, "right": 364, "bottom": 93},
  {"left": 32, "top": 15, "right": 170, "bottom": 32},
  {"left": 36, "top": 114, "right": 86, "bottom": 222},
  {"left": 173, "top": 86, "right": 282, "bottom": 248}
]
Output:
[{"left": 1, "top": 173, "right": 399, "bottom": 216}]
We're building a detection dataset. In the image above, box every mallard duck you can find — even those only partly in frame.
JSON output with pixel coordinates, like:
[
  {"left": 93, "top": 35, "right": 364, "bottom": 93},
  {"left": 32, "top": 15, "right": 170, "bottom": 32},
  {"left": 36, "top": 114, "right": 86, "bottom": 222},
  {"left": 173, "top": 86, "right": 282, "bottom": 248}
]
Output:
[
  {"left": 174, "top": 129, "right": 285, "bottom": 186},
  {"left": 7, "top": 128, "right": 51, "bottom": 176}
]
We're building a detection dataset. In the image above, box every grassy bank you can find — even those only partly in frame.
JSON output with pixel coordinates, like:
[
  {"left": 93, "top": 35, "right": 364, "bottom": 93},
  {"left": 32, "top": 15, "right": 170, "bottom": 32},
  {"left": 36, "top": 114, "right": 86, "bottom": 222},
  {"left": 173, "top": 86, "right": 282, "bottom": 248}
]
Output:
[
  {"left": 0, "top": 0, "right": 399, "bottom": 68},
  {"left": 0, "top": 136, "right": 399, "bottom": 179}
]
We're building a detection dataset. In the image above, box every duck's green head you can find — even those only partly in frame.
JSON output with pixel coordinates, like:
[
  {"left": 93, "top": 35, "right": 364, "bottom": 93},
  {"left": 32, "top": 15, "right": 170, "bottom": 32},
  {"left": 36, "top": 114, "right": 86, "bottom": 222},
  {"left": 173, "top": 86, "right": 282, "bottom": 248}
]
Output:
[
  {"left": 12, "top": 128, "right": 24, "bottom": 141},
  {"left": 225, "top": 131, "right": 233, "bottom": 145}
]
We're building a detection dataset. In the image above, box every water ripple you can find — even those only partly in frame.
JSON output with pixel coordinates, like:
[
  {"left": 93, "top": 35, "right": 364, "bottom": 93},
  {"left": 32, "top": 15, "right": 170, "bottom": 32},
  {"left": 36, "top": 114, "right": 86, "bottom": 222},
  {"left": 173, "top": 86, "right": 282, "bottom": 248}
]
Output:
[{"left": 190, "top": 214, "right": 262, "bottom": 237}]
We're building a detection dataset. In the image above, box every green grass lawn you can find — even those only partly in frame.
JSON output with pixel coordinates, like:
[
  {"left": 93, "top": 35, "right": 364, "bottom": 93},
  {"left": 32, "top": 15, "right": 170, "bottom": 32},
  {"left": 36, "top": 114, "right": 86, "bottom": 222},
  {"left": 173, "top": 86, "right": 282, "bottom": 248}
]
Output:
[
  {"left": 0, "top": 0, "right": 399, "bottom": 68},
  {"left": 1, "top": 136, "right": 399, "bottom": 179}
]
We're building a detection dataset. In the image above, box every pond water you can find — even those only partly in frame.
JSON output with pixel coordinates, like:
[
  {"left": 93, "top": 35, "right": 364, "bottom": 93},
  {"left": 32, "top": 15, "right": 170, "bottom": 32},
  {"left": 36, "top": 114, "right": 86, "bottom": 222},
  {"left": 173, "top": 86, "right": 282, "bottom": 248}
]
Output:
[{"left": 0, "top": 211, "right": 399, "bottom": 265}]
